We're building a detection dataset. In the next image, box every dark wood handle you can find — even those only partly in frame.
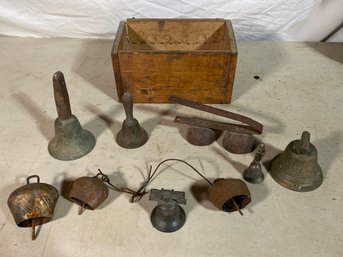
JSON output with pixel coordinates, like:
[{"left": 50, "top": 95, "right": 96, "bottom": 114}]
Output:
[
  {"left": 122, "top": 92, "right": 134, "bottom": 120},
  {"left": 52, "top": 71, "right": 72, "bottom": 120}
]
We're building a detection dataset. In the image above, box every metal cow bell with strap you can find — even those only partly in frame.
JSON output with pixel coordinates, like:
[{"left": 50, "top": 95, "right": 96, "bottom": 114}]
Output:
[
  {"left": 7, "top": 175, "right": 59, "bottom": 240},
  {"left": 69, "top": 174, "right": 109, "bottom": 215},
  {"left": 270, "top": 131, "right": 323, "bottom": 192}
]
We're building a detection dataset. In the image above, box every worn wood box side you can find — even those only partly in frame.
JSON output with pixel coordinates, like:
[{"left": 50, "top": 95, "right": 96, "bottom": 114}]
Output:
[{"left": 111, "top": 19, "right": 237, "bottom": 103}]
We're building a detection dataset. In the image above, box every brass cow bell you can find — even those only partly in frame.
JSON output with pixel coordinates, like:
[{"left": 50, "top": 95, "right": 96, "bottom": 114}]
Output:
[
  {"left": 69, "top": 175, "right": 109, "bottom": 214},
  {"left": 208, "top": 178, "right": 251, "bottom": 215},
  {"left": 149, "top": 188, "right": 186, "bottom": 233},
  {"left": 270, "top": 131, "right": 323, "bottom": 192},
  {"left": 7, "top": 175, "right": 59, "bottom": 240},
  {"left": 116, "top": 92, "right": 148, "bottom": 149},
  {"left": 48, "top": 71, "right": 96, "bottom": 160}
]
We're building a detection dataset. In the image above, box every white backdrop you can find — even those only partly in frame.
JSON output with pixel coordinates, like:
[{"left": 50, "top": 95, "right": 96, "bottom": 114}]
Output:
[{"left": 0, "top": 0, "right": 342, "bottom": 41}]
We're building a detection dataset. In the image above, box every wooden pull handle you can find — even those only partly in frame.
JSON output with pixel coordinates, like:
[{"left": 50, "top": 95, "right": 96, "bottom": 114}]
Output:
[
  {"left": 122, "top": 92, "right": 134, "bottom": 120},
  {"left": 53, "top": 71, "right": 72, "bottom": 120}
]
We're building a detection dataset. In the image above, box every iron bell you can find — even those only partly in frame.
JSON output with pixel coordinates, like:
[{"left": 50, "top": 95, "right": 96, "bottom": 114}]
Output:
[
  {"left": 149, "top": 188, "right": 186, "bottom": 233},
  {"left": 7, "top": 175, "right": 59, "bottom": 240},
  {"left": 48, "top": 71, "right": 96, "bottom": 160},
  {"left": 270, "top": 131, "right": 323, "bottom": 192},
  {"left": 116, "top": 92, "right": 148, "bottom": 149},
  {"left": 222, "top": 131, "right": 257, "bottom": 154},
  {"left": 208, "top": 178, "right": 251, "bottom": 215},
  {"left": 69, "top": 175, "right": 109, "bottom": 214},
  {"left": 186, "top": 126, "right": 216, "bottom": 146}
]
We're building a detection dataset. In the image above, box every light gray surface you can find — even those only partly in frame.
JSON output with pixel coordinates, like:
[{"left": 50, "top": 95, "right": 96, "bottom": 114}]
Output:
[{"left": 0, "top": 38, "right": 342, "bottom": 257}]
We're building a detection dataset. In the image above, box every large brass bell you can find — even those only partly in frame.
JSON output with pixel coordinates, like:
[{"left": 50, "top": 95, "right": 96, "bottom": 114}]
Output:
[
  {"left": 7, "top": 175, "right": 59, "bottom": 240},
  {"left": 116, "top": 92, "right": 148, "bottom": 149},
  {"left": 270, "top": 131, "right": 323, "bottom": 192},
  {"left": 48, "top": 71, "right": 96, "bottom": 160},
  {"left": 69, "top": 174, "right": 109, "bottom": 215},
  {"left": 208, "top": 178, "right": 251, "bottom": 215}
]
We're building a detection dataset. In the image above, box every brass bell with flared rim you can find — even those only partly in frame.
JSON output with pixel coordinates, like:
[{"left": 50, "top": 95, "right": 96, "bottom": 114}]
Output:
[
  {"left": 116, "top": 92, "right": 148, "bottom": 149},
  {"left": 7, "top": 175, "right": 59, "bottom": 240},
  {"left": 208, "top": 178, "right": 251, "bottom": 214},
  {"left": 69, "top": 176, "right": 109, "bottom": 214},
  {"left": 48, "top": 71, "right": 96, "bottom": 161},
  {"left": 270, "top": 131, "right": 323, "bottom": 192}
]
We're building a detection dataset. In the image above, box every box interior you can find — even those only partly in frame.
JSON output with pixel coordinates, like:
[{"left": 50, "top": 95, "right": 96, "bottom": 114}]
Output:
[{"left": 119, "top": 19, "right": 232, "bottom": 51}]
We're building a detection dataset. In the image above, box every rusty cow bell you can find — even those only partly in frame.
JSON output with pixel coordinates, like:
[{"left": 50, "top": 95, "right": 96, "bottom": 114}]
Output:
[
  {"left": 7, "top": 175, "right": 59, "bottom": 240},
  {"left": 69, "top": 175, "right": 109, "bottom": 214},
  {"left": 208, "top": 178, "right": 251, "bottom": 215}
]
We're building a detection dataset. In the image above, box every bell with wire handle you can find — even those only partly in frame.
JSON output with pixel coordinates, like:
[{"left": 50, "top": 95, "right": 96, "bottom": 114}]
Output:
[
  {"left": 68, "top": 174, "right": 109, "bottom": 215},
  {"left": 48, "top": 71, "right": 96, "bottom": 160},
  {"left": 149, "top": 188, "right": 186, "bottom": 233},
  {"left": 270, "top": 131, "right": 323, "bottom": 192},
  {"left": 116, "top": 92, "right": 148, "bottom": 149},
  {"left": 208, "top": 178, "right": 251, "bottom": 215},
  {"left": 7, "top": 175, "right": 59, "bottom": 240}
]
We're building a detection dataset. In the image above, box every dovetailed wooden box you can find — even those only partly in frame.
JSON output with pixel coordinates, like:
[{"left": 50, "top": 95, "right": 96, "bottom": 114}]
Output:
[{"left": 111, "top": 19, "right": 237, "bottom": 103}]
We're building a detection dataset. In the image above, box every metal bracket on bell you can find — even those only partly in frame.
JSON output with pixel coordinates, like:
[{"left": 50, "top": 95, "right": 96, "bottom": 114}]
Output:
[
  {"left": 149, "top": 188, "right": 186, "bottom": 233},
  {"left": 48, "top": 71, "right": 96, "bottom": 160},
  {"left": 7, "top": 175, "right": 59, "bottom": 240},
  {"left": 69, "top": 174, "right": 109, "bottom": 215}
]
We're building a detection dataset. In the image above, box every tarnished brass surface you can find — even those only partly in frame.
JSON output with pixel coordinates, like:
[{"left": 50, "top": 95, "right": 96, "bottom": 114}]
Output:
[
  {"left": 243, "top": 143, "right": 266, "bottom": 184},
  {"left": 69, "top": 176, "right": 109, "bottom": 211},
  {"left": 116, "top": 92, "right": 148, "bottom": 149},
  {"left": 270, "top": 131, "right": 323, "bottom": 192},
  {"left": 7, "top": 175, "right": 59, "bottom": 240},
  {"left": 48, "top": 71, "right": 95, "bottom": 160},
  {"left": 208, "top": 178, "right": 251, "bottom": 212}
]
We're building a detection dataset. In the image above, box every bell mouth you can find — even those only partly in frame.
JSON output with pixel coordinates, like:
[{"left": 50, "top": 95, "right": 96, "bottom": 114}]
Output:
[
  {"left": 221, "top": 195, "right": 251, "bottom": 212},
  {"left": 18, "top": 217, "right": 51, "bottom": 227},
  {"left": 70, "top": 197, "right": 94, "bottom": 210}
]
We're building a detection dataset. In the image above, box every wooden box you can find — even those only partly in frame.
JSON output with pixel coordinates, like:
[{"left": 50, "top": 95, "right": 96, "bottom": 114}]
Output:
[{"left": 111, "top": 19, "right": 237, "bottom": 103}]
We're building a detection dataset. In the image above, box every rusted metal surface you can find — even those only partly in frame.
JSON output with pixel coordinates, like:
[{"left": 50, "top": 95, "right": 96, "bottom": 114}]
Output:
[
  {"left": 270, "top": 131, "right": 323, "bottom": 192},
  {"left": 7, "top": 175, "right": 59, "bottom": 240},
  {"left": 208, "top": 178, "right": 251, "bottom": 213},
  {"left": 149, "top": 188, "right": 186, "bottom": 232},
  {"left": 222, "top": 130, "right": 257, "bottom": 154},
  {"left": 243, "top": 143, "right": 266, "bottom": 184},
  {"left": 69, "top": 177, "right": 109, "bottom": 212},
  {"left": 48, "top": 71, "right": 96, "bottom": 161},
  {"left": 116, "top": 92, "right": 148, "bottom": 149},
  {"left": 170, "top": 96, "right": 263, "bottom": 134},
  {"left": 186, "top": 126, "right": 216, "bottom": 146},
  {"left": 174, "top": 116, "right": 259, "bottom": 135}
]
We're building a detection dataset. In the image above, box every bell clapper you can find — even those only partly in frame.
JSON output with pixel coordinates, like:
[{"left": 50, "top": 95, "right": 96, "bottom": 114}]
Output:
[
  {"left": 78, "top": 203, "right": 86, "bottom": 215},
  {"left": 31, "top": 219, "right": 36, "bottom": 240},
  {"left": 231, "top": 198, "right": 243, "bottom": 216}
]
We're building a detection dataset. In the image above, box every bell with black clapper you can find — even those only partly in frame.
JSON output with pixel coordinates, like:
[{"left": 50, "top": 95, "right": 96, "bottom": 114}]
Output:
[
  {"left": 48, "top": 71, "right": 96, "bottom": 160},
  {"left": 116, "top": 92, "right": 148, "bottom": 149},
  {"left": 270, "top": 131, "right": 323, "bottom": 192},
  {"left": 149, "top": 188, "right": 186, "bottom": 233},
  {"left": 7, "top": 175, "right": 59, "bottom": 240}
]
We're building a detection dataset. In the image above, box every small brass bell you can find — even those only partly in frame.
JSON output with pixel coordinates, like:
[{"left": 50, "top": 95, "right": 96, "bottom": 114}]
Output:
[
  {"left": 149, "top": 188, "right": 186, "bottom": 233},
  {"left": 208, "top": 178, "right": 251, "bottom": 215},
  {"left": 116, "top": 92, "right": 148, "bottom": 149},
  {"left": 243, "top": 143, "right": 266, "bottom": 184},
  {"left": 270, "top": 131, "right": 323, "bottom": 192},
  {"left": 7, "top": 175, "right": 59, "bottom": 240},
  {"left": 69, "top": 175, "right": 109, "bottom": 215},
  {"left": 48, "top": 71, "right": 96, "bottom": 160}
]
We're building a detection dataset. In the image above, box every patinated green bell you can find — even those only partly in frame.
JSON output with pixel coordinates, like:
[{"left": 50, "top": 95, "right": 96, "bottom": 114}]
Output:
[
  {"left": 48, "top": 71, "right": 95, "bottom": 160},
  {"left": 270, "top": 131, "right": 323, "bottom": 192}
]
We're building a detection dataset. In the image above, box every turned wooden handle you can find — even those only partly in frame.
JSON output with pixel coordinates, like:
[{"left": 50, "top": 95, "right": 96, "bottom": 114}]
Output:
[
  {"left": 122, "top": 92, "right": 134, "bottom": 120},
  {"left": 52, "top": 71, "right": 72, "bottom": 120}
]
